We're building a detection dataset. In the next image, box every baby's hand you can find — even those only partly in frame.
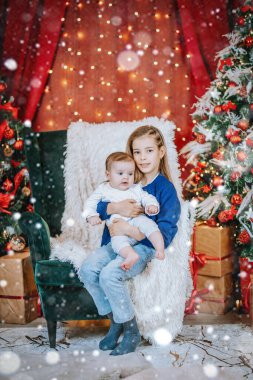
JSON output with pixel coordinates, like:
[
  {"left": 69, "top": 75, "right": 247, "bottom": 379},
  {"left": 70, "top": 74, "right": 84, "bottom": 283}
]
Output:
[
  {"left": 146, "top": 205, "right": 158, "bottom": 215},
  {"left": 87, "top": 215, "right": 102, "bottom": 226}
]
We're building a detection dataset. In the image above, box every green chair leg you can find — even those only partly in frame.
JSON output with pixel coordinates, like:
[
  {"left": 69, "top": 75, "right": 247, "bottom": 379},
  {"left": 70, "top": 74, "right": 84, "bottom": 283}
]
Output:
[{"left": 47, "top": 320, "right": 57, "bottom": 348}]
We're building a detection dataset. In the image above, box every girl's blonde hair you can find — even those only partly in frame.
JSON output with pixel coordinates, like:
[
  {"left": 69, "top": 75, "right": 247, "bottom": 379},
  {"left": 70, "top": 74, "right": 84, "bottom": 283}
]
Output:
[{"left": 126, "top": 125, "right": 172, "bottom": 183}]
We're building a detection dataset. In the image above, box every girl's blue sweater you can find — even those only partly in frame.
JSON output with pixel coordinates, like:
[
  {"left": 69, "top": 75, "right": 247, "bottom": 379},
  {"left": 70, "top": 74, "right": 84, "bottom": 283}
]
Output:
[{"left": 97, "top": 174, "right": 181, "bottom": 249}]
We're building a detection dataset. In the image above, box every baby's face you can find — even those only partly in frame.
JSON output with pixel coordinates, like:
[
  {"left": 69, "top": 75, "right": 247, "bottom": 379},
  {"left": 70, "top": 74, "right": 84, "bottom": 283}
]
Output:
[{"left": 106, "top": 160, "right": 135, "bottom": 190}]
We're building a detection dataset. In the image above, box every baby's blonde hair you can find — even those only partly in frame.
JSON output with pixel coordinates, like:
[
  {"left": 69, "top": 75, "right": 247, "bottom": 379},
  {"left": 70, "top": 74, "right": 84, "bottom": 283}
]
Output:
[{"left": 126, "top": 125, "right": 172, "bottom": 183}]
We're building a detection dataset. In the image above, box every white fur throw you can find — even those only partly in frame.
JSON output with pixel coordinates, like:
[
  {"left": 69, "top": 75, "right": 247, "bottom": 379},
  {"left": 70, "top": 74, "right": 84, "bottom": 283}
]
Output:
[{"left": 51, "top": 117, "right": 194, "bottom": 344}]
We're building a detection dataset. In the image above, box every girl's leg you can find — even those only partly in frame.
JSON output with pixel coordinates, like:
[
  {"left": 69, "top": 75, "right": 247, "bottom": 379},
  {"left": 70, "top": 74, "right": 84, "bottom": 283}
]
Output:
[
  {"left": 79, "top": 244, "right": 123, "bottom": 351},
  {"left": 78, "top": 244, "right": 116, "bottom": 316},
  {"left": 99, "top": 243, "right": 155, "bottom": 355}
]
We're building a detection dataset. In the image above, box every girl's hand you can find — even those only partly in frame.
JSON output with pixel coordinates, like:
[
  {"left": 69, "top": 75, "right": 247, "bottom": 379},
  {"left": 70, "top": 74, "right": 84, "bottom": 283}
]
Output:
[
  {"left": 110, "top": 199, "right": 144, "bottom": 218},
  {"left": 108, "top": 219, "right": 131, "bottom": 237}
]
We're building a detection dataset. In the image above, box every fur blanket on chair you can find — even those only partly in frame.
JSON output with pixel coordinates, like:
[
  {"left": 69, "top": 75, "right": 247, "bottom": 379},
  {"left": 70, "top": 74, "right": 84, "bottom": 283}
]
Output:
[{"left": 51, "top": 117, "right": 194, "bottom": 345}]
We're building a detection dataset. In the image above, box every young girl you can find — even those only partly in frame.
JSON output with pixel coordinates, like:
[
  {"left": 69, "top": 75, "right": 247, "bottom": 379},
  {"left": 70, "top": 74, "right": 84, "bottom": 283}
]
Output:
[{"left": 79, "top": 126, "right": 181, "bottom": 356}]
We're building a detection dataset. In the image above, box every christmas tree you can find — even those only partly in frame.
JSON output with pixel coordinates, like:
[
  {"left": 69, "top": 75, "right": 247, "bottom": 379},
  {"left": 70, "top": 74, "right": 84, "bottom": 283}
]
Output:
[
  {"left": 181, "top": 2, "right": 253, "bottom": 257},
  {"left": 0, "top": 80, "right": 32, "bottom": 255}
]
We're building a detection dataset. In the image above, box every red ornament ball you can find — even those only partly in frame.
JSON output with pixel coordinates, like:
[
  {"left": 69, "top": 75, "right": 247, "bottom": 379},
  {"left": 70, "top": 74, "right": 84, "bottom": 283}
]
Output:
[
  {"left": 230, "top": 171, "right": 241, "bottom": 182},
  {"left": 13, "top": 139, "right": 24, "bottom": 150},
  {"left": 246, "top": 138, "right": 253, "bottom": 148},
  {"left": 237, "top": 119, "right": 249, "bottom": 131},
  {"left": 241, "top": 5, "right": 251, "bottom": 12},
  {"left": 4, "top": 126, "right": 15, "bottom": 140},
  {"left": 237, "top": 151, "right": 247, "bottom": 162},
  {"left": 218, "top": 211, "right": 229, "bottom": 223},
  {"left": 231, "top": 194, "right": 242, "bottom": 205},
  {"left": 230, "top": 135, "right": 242, "bottom": 144},
  {"left": 196, "top": 134, "right": 206, "bottom": 144},
  {"left": 225, "top": 128, "right": 239, "bottom": 139},
  {"left": 212, "top": 176, "right": 223, "bottom": 187},
  {"left": 245, "top": 36, "right": 253, "bottom": 47},
  {"left": 0, "top": 81, "right": 7, "bottom": 93},
  {"left": 238, "top": 229, "right": 251, "bottom": 244},
  {"left": 238, "top": 17, "right": 245, "bottom": 25},
  {"left": 228, "top": 81, "right": 236, "bottom": 87},
  {"left": 212, "top": 149, "right": 224, "bottom": 160},
  {"left": 214, "top": 105, "right": 222, "bottom": 114}
]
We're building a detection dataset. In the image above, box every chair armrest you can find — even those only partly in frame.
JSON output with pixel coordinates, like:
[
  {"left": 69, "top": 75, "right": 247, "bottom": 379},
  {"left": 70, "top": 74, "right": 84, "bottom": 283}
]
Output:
[{"left": 18, "top": 212, "right": 51, "bottom": 271}]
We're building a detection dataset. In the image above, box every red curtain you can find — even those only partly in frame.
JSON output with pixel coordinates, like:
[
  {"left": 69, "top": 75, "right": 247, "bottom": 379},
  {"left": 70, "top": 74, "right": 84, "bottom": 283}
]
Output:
[
  {"left": 176, "top": 0, "right": 242, "bottom": 104},
  {"left": 0, "top": 0, "right": 243, "bottom": 133},
  {"left": 0, "top": 0, "right": 66, "bottom": 122}
]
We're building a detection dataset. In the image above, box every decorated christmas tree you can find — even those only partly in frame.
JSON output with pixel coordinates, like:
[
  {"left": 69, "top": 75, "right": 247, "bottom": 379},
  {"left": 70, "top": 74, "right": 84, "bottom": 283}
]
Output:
[
  {"left": 181, "top": 2, "right": 253, "bottom": 257},
  {"left": 0, "top": 80, "right": 32, "bottom": 255}
]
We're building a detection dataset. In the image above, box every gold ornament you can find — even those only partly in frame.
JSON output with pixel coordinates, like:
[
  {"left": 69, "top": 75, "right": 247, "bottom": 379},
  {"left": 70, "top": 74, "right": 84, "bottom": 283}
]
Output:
[
  {"left": 2, "top": 230, "right": 9, "bottom": 240},
  {"left": 10, "top": 235, "right": 26, "bottom": 252},
  {"left": 22, "top": 186, "right": 31, "bottom": 197},
  {"left": 3, "top": 145, "right": 13, "bottom": 157}
]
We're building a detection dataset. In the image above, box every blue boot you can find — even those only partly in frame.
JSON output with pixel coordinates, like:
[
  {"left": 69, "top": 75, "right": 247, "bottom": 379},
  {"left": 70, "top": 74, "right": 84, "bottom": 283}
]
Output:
[
  {"left": 99, "top": 312, "right": 123, "bottom": 351},
  {"left": 110, "top": 317, "right": 141, "bottom": 355}
]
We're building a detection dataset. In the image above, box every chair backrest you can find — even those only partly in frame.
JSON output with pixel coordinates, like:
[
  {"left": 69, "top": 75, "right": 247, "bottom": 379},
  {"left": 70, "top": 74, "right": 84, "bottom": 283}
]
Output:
[{"left": 24, "top": 128, "right": 66, "bottom": 236}]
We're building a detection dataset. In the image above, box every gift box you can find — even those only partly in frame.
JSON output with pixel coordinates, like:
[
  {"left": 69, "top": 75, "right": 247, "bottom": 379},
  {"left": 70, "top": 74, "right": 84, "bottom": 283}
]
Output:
[
  {"left": 197, "top": 274, "right": 233, "bottom": 300},
  {"left": 0, "top": 250, "right": 38, "bottom": 324},
  {"left": 192, "top": 225, "right": 234, "bottom": 278},
  {"left": 239, "top": 257, "right": 253, "bottom": 312},
  {"left": 196, "top": 296, "right": 234, "bottom": 315},
  {"left": 194, "top": 224, "right": 234, "bottom": 258}
]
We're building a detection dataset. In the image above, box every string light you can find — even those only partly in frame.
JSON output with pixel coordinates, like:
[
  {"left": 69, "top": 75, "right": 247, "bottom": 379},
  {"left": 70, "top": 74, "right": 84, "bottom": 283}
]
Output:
[{"left": 46, "top": 2, "right": 190, "bottom": 128}]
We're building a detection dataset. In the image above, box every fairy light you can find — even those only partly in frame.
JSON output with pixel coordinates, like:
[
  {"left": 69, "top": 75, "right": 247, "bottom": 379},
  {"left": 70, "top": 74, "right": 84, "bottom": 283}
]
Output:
[
  {"left": 107, "top": 112, "right": 112, "bottom": 116},
  {"left": 90, "top": 96, "right": 94, "bottom": 101},
  {"left": 117, "top": 98, "right": 123, "bottom": 102}
]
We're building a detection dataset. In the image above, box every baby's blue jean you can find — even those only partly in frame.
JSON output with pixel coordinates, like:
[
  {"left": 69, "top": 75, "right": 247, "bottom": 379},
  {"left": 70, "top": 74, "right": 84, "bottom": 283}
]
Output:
[{"left": 79, "top": 243, "right": 155, "bottom": 323}]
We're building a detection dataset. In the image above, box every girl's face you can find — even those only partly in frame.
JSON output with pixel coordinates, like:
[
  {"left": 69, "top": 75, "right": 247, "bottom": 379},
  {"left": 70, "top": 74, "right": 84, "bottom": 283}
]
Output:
[{"left": 132, "top": 135, "right": 165, "bottom": 178}]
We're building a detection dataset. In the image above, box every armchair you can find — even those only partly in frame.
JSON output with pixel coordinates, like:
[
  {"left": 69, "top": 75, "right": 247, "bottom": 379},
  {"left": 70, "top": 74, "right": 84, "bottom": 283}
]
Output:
[
  {"left": 19, "top": 118, "right": 193, "bottom": 349},
  {"left": 19, "top": 129, "right": 102, "bottom": 348}
]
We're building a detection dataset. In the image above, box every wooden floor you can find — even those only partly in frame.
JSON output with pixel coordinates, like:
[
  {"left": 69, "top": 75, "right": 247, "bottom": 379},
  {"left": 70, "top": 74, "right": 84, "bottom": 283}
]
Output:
[{"left": 1, "top": 311, "right": 251, "bottom": 329}]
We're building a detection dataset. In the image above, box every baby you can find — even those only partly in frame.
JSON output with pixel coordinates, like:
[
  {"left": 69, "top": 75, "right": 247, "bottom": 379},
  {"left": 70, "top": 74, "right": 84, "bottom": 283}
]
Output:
[{"left": 82, "top": 152, "right": 165, "bottom": 270}]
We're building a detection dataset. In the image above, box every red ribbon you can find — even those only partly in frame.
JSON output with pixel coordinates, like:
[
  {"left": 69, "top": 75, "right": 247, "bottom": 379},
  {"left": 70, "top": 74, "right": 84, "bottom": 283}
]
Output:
[
  {"left": 185, "top": 288, "right": 209, "bottom": 314},
  {"left": 0, "top": 294, "right": 38, "bottom": 300},
  {"left": 0, "top": 294, "right": 42, "bottom": 317}
]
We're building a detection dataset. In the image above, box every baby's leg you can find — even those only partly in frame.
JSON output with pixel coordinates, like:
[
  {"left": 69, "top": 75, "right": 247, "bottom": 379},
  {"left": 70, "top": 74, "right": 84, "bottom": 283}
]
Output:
[
  {"left": 111, "top": 236, "right": 140, "bottom": 271},
  {"left": 119, "top": 246, "right": 140, "bottom": 271},
  {"left": 131, "top": 215, "right": 165, "bottom": 260},
  {"left": 148, "top": 230, "right": 165, "bottom": 260}
]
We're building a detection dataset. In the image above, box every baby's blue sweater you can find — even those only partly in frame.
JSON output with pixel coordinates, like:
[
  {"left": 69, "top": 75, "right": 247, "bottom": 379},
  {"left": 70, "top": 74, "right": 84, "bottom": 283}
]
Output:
[{"left": 97, "top": 174, "right": 181, "bottom": 249}]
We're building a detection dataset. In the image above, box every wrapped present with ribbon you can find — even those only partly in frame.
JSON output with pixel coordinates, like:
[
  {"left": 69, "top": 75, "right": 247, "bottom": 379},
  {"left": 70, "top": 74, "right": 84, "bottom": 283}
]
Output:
[
  {"left": 239, "top": 258, "right": 253, "bottom": 312},
  {"left": 186, "top": 224, "right": 234, "bottom": 315},
  {"left": 196, "top": 295, "right": 234, "bottom": 315},
  {"left": 196, "top": 274, "right": 234, "bottom": 315},
  {"left": 191, "top": 224, "right": 234, "bottom": 278},
  {"left": 0, "top": 250, "right": 39, "bottom": 324}
]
